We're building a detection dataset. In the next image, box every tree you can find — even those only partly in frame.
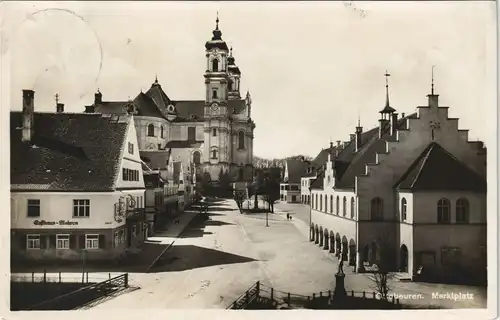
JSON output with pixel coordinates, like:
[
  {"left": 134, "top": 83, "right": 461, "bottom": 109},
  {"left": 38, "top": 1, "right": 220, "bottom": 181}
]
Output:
[
  {"left": 200, "top": 172, "right": 212, "bottom": 195},
  {"left": 260, "top": 169, "right": 281, "bottom": 213},
  {"left": 218, "top": 168, "right": 232, "bottom": 197},
  {"left": 233, "top": 190, "right": 246, "bottom": 213},
  {"left": 253, "top": 169, "right": 265, "bottom": 209},
  {"left": 367, "top": 236, "right": 396, "bottom": 301}
]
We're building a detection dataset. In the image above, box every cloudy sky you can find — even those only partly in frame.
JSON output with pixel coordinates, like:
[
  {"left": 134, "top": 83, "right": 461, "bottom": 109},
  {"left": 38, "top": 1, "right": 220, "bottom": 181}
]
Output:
[{"left": 2, "top": 1, "right": 496, "bottom": 159}]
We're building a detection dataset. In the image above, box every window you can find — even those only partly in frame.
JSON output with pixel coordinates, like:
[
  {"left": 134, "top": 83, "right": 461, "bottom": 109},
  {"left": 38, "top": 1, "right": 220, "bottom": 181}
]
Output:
[
  {"left": 212, "top": 89, "right": 218, "bottom": 99},
  {"left": 27, "top": 235, "right": 40, "bottom": 249},
  {"left": 212, "top": 128, "right": 217, "bottom": 137},
  {"left": 56, "top": 234, "right": 70, "bottom": 249},
  {"left": 85, "top": 234, "right": 99, "bottom": 249},
  {"left": 123, "top": 169, "right": 139, "bottom": 181},
  {"left": 188, "top": 127, "right": 196, "bottom": 141},
  {"left": 119, "top": 230, "right": 125, "bottom": 244},
  {"left": 456, "top": 198, "right": 469, "bottom": 224},
  {"left": 114, "top": 231, "right": 120, "bottom": 247},
  {"left": 132, "top": 225, "right": 137, "bottom": 236},
  {"left": 336, "top": 196, "right": 340, "bottom": 214},
  {"left": 315, "top": 194, "right": 318, "bottom": 210},
  {"left": 27, "top": 199, "right": 40, "bottom": 217},
  {"left": 330, "top": 196, "right": 333, "bottom": 213},
  {"left": 147, "top": 124, "right": 155, "bottom": 137},
  {"left": 128, "top": 142, "right": 134, "bottom": 154},
  {"left": 238, "top": 131, "right": 245, "bottom": 149},
  {"left": 370, "top": 197, "right": 383, "bottom": 221},
  {"left": 311, "top": 194, "right": 314, "bottom": 208},
  {"left": 350, "top": 197, "right": 355, "bottom": 218},
  {"left": 211, "top": 148, "right": 218, "bottom": 159},
  {"left": 292, "top": 195, "right": 296, "bottom": 202},
  {"left": 160, "top": 126, "right": 164, "bottom": 138},
  {"left": 212, "top": 58, "right": 219, "bottom": 72},
  {"left": 401, "top": 198, "right": 407, "bottom": 221},
  {"left": 193, "top": 151, "right": 201, "bottom": 165},
  {"left": 320, "top": 195, "right": 323, "bottom": 211},
  {"left": 437, "top": 198, "right": 451, "bottom": 224},
  {"left": 441, "top": 247, "right": 461, "bottom": 267},
  {"left": 73, "top": 199, "right": 90, "bottom": 217},
  {"left": 343, "top": 197, "right": 347, "bottom": 216}
]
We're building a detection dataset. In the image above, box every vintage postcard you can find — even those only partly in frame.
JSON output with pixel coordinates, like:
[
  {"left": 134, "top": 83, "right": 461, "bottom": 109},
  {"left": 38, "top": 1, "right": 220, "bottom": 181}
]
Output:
[{"left": 0, "top": 1, "right": 497, "bottom": 319}]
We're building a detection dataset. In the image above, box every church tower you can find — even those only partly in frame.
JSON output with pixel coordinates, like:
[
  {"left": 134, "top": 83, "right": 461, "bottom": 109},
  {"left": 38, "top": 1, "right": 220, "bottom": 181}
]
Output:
[
  {"left": 227, "top": 47, "right": 241, "bottom": 100},
  {"left": 203, "top": 14, "right": 231, "bottom": 180}
]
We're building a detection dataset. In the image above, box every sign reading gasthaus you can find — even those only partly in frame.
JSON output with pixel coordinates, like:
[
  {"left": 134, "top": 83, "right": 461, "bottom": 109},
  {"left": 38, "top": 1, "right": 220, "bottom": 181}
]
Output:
[{"left": 33, "top": 220, "right": 79, "bottom": 226}]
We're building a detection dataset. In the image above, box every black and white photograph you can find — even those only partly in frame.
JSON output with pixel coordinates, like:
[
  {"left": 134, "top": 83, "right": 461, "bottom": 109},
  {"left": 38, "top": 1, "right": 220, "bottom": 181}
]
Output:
[{"left": 1, "top": 0, "right": 497, "bottom": 318}]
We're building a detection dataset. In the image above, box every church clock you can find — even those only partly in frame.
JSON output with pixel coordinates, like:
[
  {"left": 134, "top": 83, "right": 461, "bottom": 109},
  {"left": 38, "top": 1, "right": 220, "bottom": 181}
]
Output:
[{"left": 210, "top": 102, "right": 219, "bottom": 113}]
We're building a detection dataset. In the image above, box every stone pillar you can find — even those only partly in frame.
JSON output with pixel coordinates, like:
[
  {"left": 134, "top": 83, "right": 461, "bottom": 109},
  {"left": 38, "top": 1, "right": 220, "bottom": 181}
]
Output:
[
  {"left": 348, "top": 246, "right": 354, "bottom": 265},
  {"left": 356, "top": 251, "right": 365, "bottom": 273}
]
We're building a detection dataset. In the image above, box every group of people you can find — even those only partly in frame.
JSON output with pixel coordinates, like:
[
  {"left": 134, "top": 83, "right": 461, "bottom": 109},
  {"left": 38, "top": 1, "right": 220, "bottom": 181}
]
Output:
[{"left": 286, "top": 213, "right": 293, "bottom": 221}]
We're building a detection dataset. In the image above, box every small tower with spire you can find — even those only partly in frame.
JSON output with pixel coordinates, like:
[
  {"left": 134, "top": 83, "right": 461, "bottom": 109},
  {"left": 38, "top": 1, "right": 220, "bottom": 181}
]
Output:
[
  {"left": 227, "top": 46, "right": 242, "bottom": 100},
  {"left": 55, "top": 93, "right": 64, "bottom": 113},
  {"left": 94, "top": 88, "right": 102, "bottom": 105},
  {"left": 378, "top": 71, "right": 396, "bottom": 138},
  {"left": 427, "top": 65, "right": 439, "bottom": 108},
  {"left": 355, "top": 117, "right": 363, "bottom": 152}
]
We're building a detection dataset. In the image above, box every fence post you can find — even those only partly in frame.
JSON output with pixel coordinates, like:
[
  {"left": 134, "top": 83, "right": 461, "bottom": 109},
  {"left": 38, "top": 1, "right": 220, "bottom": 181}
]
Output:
[
  {"left": 109, "top": 273, "right": 111, "bottom": 280},
  {"left": 396, "top": 298, "right": 400, "bottom": 305},
  {"left": 307, "top": 296, "right": 310, "bottom": 301},
  {"left": 287, "top": 293, "right": 291, "bottom": 307},
  {"left": 320, "top": 291, "right": 323, "bottom": 297},
  {"left": 86, "top": 272, "right": 89, "bottom": 283},
  {"left": 313, "top": 293, "right": 316, "bottom": 300},
  {"left": 43, "top": 269, "right": 47, "bottom": 283},
  {"left": 245, "top": 291, "right": 249, "bottom": 305},
  {"left": 373, "top": 292, "right": 376, "bottom": 299},
  {"left": 124, "top": 273, "right": 129, "bottom": 287},
  {"left": 32, "top": 272, "right": 34, "bottom": 283},
  {"left": 351, "top": 290, "right": 354, "bottom": 297},
  {"left": 59, "top": 272, "right": 61, "bottom": 283},
  {"left": 271, "top": 288, "right": 274, "bottom": 301},
  {"left": 256, "top": 281, "right": 260, "bottom": 297},
  {"left": 392, "top": 296, "right": 395, "bottom": 303},
  {"left": 362, "top": 291, "right": 365, "bottom": 298},
  {"left": 328, "top": 290, "right": 331, "bottom": 298}
]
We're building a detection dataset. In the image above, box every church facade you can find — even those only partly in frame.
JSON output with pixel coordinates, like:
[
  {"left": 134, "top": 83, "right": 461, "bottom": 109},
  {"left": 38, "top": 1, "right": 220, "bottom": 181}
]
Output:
[{"left": 85, "top": 17, "right": 255, "bottom": 183}]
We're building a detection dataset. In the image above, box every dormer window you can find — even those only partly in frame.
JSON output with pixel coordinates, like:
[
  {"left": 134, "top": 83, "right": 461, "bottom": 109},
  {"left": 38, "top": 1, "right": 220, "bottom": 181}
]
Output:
[
  {"left": 167, "top": 105, "right": 175, "bottom": 113},
  {"left": 190, "top": 114, "right": 196, "bottom": 120}
]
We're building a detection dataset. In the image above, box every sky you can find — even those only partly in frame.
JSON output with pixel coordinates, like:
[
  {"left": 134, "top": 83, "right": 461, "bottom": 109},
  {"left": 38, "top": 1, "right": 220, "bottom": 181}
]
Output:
[{"left": 2, "top": 1, "right": 496, "bottom": 159}]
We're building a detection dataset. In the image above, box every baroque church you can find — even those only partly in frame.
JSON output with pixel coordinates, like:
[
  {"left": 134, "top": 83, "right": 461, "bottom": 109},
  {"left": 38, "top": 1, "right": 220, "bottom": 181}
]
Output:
[{"left": 84, "top": 16, "right": 255, "bottom": 183}]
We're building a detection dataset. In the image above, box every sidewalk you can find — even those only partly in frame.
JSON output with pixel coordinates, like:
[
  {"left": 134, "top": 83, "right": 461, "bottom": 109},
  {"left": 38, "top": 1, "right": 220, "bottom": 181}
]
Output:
[
  {"left": 11, "top": 272, "right": 123, "bottom": 284},
  {"left": 147, "top": 209, "right": 198, "bottom": 244}
]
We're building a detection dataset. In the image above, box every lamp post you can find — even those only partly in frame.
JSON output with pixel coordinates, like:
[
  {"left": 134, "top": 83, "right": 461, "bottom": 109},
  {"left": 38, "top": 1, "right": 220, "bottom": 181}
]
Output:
[{"left": 309, "top": 186, "right": 312, "bottom": 241}]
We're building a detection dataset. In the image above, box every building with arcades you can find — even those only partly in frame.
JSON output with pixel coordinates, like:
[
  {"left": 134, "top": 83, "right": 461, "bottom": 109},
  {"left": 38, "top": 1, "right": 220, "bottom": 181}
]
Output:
[
  {"left": 84, "top": 15, "right": 255, "bottom": 184},
  {"left": 308, "top": 73, "right": 487, "bottom": 284}
]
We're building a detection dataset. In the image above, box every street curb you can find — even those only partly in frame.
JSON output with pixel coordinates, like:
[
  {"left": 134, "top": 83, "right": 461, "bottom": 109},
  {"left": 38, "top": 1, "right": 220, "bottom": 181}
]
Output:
[{"left": 145, "top": 212, "right": 199, "bottom": 273}]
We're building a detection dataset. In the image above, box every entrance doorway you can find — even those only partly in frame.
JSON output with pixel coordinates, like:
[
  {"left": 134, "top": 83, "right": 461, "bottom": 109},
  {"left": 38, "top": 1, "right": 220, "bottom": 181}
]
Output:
[{"left": 400, "top": 244, "right": 409, "bottom": 272}]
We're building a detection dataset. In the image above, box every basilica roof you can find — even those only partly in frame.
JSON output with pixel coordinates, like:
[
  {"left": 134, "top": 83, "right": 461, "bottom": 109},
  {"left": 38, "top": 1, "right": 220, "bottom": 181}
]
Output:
[
  {"left": 11, "top": 112, "right": 130, "bottom": 192},
  {"left": 395, "top": 142, "right": 486, "bottom": 192}
]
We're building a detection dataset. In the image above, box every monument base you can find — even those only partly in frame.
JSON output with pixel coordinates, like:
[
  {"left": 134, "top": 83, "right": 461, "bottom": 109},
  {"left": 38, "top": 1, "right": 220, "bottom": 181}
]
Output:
[{"left": 333, "top": 273, "right": 347, "bottom": 298}]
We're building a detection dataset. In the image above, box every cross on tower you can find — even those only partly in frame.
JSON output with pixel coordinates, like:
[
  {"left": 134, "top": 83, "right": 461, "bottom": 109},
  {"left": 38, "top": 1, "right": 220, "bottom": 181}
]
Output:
[{"left": 429, "top": 120, "right": 441, "bottom": 140}]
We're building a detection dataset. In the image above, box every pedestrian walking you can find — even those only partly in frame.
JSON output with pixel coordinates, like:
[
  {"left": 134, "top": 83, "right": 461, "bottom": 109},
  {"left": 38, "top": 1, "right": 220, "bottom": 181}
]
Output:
[{"left": 286, "top": 213, "right": 289, "bottom": 220}]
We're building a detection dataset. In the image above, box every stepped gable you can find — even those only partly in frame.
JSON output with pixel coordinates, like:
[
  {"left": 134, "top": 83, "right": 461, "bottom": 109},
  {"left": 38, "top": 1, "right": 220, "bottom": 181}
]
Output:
[
  {"left": 395, "top": 142, "right": 486, "bottom": 192},
  {"left": 11, "top": 112, "right": 129, "bottom": 192},
  {"left": 334, "top": 113, "right": 416, "bottom": 189}
]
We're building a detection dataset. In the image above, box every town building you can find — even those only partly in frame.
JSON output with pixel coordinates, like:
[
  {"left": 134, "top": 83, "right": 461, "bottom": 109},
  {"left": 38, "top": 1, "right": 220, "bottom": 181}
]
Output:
[
  {"left": 10, "top": 90, "right": 146, "bottom": 264},
  {"left": 280, "top": 159, "right": 309, "bottom": 203},
  {"left": 84, "top": 16, "right": 255, "bottom": 185},
  {"left": 309, "top": 74, "right": 487, "bottom": 282}
]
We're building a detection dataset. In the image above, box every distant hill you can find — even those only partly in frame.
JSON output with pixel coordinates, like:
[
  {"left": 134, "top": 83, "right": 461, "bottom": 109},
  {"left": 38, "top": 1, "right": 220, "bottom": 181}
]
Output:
[{"left": 253, "top": 155, "right": 313, "bottom": 169}]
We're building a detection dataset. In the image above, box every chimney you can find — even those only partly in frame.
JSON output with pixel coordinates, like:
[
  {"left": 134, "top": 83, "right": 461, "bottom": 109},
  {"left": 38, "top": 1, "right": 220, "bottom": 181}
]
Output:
[
  {"left": 22, "top": 89, "right": 35, "bottom": 142},
  {"left": 94, "top": 89, "right": 102, "bottom": 105},
  {"left": 336, "top": 140, "right": 341, "bottom": 149},
  {"left": 84, "top": 105, "right": 96, "bottom": 113},
  {"left": 379, "top": 119, "right": 389, "bottom": 138},
  {"left": 355, "top": 124, "right": 363, "bottom": 152},
  {"left": 56, "top": 103, "right": 64, "bottom": 113},
  {"left": 343, "top": 141, "right": 349, "bottom": 148},
  {"left": 390, "top": 112, "right": 398, "bottom": 135},
  {"left": 349, "top": 134, "right": 355, "bottom": 141}
]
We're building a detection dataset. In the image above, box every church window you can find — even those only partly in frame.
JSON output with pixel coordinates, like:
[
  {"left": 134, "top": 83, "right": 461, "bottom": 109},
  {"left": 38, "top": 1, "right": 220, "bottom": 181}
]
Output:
[
  {"left": 212, "top": 128, "right": 217, "bottom": 137},
  {"left": 193, "top": 151, "right": 201, "bottom": 165},
  {"left": 160, "top": 125, "right": 164, "bottom": 138},
  {"left": 401, "top": 198, "right": 407, "bottom": 221},
  {"left": 188, "top": 127, "right": 196, "bottom": 141},
  {"left": 212, "top": 89, "right": 218, "bottom": 99},
  {"left": 211, "top": 147, "right": 218, "bottom": 159},
  {"left": 370, "top": 197, "right": 383, "bottom": 221},
  {"left": 437, "top": 198, "right": 451, "bottom": 224},
  {"left": 320, "top": 195, "right": 323, "bottom": 211},
  {"left": 147, "top": 124, "right": 155, "bottom": 137},
  {"left": 330, "top": 195, "right": 333, "bottom": 213},
  {"left": 238, "top": 131, "right": 245, "bottom": 149},
  {"left": 456, "top": 198, "right": 469, "bottom": 224},
  {"left": 212, "top": 58, "right": 219, "bottom": 72}
]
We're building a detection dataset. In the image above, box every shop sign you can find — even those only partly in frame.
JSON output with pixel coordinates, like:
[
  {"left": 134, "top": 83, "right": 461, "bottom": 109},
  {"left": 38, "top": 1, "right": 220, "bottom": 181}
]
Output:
[{"left": 33, "top": 220, "right": 79, "bottom": 226}]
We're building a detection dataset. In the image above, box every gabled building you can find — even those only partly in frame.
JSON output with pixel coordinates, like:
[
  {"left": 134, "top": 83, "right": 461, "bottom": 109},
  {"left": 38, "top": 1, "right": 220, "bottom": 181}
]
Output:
[
  {"left": 309, "top": 75, "right": 487, "bottom": 282},
  {"left": 10, "top": 90, "right": 146, "bottom": 264},
  {"left": 280, "top": 158, "right": 309, "bottom": 203},
  {"left": 300, "top": 142, "right": 343, "bottom": 204},
  {"left": 84, "top": 16, "right": 255, "bottom": 185}
]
